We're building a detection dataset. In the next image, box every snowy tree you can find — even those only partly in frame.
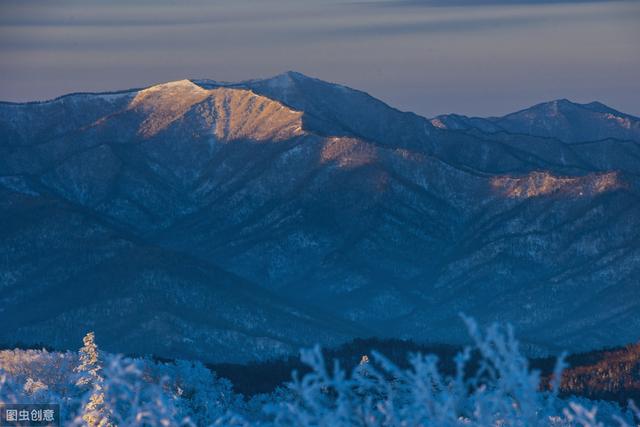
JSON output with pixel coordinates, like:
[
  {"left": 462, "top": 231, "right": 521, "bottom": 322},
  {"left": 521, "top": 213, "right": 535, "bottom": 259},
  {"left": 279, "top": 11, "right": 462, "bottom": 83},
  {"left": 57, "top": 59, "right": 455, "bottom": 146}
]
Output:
[
  {"left": 2, "top": 321, "right": 640, "bottom": 426},
  {"left": 257, "top": 317, "right": 638, "bottom": 427},
  {"left": 79, "top": 355, "right": 182, "bottom": 426},
  {"left": 167, "top": 359, "right": 242, "bottom": 425},
  {"left": 75, "top": 332, "right": 111, "bottom": 427}
]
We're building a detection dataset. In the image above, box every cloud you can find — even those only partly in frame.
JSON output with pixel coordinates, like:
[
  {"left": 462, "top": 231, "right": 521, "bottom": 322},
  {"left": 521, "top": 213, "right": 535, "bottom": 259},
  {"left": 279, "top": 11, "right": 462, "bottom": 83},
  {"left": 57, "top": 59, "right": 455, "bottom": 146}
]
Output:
[
  {"left": 361, "top": 0, "right": 628, "bottom": 6},
  {"left": 0, "top": 0, "right": 638, "bottom": 119}
]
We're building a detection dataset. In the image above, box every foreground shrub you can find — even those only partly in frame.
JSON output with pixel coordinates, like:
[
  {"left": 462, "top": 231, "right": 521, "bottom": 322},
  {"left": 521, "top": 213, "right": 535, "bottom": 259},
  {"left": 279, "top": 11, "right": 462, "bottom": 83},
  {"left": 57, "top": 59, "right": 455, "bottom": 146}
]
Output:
[{"left": 1, "top": 319, "right": 638, "bottom": 426}]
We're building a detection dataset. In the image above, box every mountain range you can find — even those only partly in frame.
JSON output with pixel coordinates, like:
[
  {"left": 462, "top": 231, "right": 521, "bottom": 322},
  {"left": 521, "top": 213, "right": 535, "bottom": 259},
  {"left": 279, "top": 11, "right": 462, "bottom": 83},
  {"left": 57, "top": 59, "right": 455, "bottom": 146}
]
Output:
[{"left": 1, "top": 71, "right": 639, "bottom": 362}]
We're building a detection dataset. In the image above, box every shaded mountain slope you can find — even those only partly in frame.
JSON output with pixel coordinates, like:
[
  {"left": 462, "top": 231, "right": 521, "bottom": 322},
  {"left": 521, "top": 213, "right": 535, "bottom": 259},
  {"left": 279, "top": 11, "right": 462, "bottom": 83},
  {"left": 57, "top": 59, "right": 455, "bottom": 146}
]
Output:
[{"left": 0, "top": 180, "right": 361, "bottom": 363}]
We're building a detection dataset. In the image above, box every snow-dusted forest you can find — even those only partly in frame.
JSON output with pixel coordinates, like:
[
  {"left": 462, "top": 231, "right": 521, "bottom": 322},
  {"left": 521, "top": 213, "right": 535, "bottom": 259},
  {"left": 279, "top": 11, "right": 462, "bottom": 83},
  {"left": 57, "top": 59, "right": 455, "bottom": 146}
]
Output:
[{"left": 1, "top": 318, "right": 637, "bottom": 426}]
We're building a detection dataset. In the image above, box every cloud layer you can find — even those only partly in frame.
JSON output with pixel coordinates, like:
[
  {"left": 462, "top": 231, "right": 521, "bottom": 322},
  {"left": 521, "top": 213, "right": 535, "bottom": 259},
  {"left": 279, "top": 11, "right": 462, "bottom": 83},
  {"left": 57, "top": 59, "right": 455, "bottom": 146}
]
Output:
[{"left": 1, "top": 0, "right": 638, "bottom": 117}]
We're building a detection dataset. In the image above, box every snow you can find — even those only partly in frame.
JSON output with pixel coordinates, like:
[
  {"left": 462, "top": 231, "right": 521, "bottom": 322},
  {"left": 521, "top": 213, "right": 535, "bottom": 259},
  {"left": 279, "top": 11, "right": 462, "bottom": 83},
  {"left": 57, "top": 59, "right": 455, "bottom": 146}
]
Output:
[{"left": 1, "top": 322, "right": 637, "bottom": 426}]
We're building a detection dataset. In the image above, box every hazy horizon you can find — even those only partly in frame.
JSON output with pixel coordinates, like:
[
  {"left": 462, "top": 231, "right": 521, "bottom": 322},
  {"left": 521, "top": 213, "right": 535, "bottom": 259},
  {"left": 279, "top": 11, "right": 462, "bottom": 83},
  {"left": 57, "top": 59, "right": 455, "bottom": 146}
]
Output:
[{"left": 1, "top": 0, "right": 638, "bottom": 118}]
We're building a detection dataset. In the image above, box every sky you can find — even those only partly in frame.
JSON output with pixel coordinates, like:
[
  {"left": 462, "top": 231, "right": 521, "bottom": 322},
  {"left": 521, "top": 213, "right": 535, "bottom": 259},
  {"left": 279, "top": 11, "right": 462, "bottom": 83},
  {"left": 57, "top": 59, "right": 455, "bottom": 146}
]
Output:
[{"left": 0, "top": 0, "right": 638, "bottom": 118}]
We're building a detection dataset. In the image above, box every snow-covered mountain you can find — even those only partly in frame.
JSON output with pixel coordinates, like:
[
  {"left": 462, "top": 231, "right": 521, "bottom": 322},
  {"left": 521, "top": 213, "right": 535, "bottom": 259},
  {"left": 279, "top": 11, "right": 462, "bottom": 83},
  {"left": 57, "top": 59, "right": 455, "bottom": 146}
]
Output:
[
  {"left": 1, "top": 72, "right": 639, "bottom": 361},
  {"left": 432, "top": 98, "right": 640, "bottom": 143}
]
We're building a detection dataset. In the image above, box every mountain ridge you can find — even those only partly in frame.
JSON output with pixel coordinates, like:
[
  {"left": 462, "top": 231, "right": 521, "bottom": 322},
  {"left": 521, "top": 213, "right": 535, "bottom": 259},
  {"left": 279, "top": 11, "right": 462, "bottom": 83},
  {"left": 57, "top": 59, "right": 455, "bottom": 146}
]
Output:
[
  {"left": 432, "top": 97, "right": 640, "bottom": 143},
  {"left": 5, "top": 71, "right": 638, "bottom": 144},
  {"left": 1, "top": 72, "right": 639, "bottom": 362}
]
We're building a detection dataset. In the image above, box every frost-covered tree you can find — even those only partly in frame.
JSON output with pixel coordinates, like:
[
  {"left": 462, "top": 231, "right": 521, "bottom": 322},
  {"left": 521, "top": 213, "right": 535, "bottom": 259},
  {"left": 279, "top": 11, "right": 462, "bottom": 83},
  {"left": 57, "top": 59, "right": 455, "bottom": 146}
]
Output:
[
  {"left": 258, "top": 317, "right": 638, "bottom": 427},
  {"left": 75, "top": 332, "right": 111, "bottom": 427},
  {"left": 78, "top": 355, "right": 182, "bottom": 426},
  {"left": 23, "top": 377, "right": 48, "bottom": 396},
  {"left": 2, "top": 321, "right": 640, "bottom": 426},
  {"left": 76, "top": 332, "right": 101, "bottom": 388},
  {"left": 165, "top": 359, "right": 242, "bottom": 425}
]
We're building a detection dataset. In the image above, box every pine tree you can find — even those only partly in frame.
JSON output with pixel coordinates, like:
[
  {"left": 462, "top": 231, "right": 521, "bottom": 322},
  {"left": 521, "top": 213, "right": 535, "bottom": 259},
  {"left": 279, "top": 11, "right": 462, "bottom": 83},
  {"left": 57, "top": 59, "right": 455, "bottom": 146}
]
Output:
[{"left": 75, "top": 332, "right": 111, "bottom": 427}]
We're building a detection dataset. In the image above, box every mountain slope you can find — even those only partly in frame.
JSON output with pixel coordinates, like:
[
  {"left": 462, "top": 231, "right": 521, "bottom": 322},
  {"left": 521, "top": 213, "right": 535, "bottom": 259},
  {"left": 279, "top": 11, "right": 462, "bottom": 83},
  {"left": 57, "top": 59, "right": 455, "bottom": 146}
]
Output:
[
  {"left": 1, "top": 73, "right": 639, "bottom": 360},
  {"left": 0, "top": 186, "right": 360, "bottom": 363}
]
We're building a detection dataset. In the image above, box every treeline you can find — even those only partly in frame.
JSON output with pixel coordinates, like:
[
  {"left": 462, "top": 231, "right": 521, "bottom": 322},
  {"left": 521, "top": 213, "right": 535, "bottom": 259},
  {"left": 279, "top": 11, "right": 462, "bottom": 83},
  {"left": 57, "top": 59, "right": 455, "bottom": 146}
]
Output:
[
  {"left": 548, "top": 343, "right": 640, "bottom": 404},
  {"left": 208, "top": 338, "right": 460, "bottom": 395},
  {"left": 210, "top": 338, "right": 640, "bottom": 404},
  {"left": 6, "top": 336, "right": 638, "bottom": 404}
]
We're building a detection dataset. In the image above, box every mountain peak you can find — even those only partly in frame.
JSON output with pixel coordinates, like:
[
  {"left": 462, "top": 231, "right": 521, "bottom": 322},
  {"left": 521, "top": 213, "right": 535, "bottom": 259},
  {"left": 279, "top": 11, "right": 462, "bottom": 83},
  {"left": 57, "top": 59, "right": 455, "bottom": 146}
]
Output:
[
  {"left": 492, "top": 98, "right": 640, "bottom": 142},
  {"left": 133, "top": 79, "right": 207, "bottom": 102},
  {"left": 531, "top": 98, "right": 625, "bottom": 116},
  {"left": 433, "top": 98, "right": 639, "bottom": 142},
  {"left": 254, "top": 71, "right": 329, "bottom": 93},
  {"left": 554, "top": 98, "right": 573, "bottom": 105},
  {"left": 523, "top": 98, "right": 577, "bottom": 115},
  {"left": 129, "top": 83, "right": 306, "bottom": 141},
  {"left": 278, "top": 70, "right": 311, "bottom": 79},
  {"left": 259, "top": 71, "right": 302, "bottom": 91}
]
